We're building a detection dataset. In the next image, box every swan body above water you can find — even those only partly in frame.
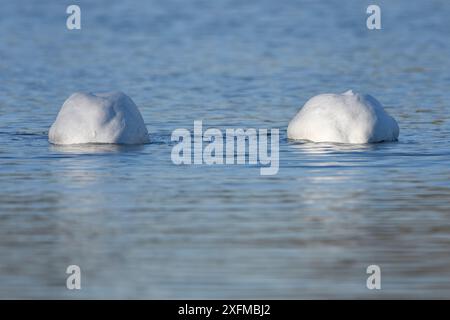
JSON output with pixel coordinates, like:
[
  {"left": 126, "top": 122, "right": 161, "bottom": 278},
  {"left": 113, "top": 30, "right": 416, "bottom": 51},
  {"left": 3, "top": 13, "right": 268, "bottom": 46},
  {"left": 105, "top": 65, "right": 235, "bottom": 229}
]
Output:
[
  {"left": 49, "top": 92, "right": 149, "bottom": 145},
  {"left": 287, "top": 90, "right": 399, "bottom": 144}
]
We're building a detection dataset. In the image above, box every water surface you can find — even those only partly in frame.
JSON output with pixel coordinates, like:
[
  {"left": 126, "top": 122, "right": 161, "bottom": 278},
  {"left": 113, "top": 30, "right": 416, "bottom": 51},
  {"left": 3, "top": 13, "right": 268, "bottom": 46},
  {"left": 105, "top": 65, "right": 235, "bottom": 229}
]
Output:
[{"left": 1, "top": 0, "right": 450, "bottom": 298}]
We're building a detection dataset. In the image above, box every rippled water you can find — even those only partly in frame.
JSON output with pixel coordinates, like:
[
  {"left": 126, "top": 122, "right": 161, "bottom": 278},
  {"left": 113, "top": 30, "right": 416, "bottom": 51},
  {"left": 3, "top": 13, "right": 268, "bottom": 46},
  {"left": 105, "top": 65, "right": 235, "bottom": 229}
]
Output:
[{"left": 1, "top": 0, "right": 450, "bottom": 298}]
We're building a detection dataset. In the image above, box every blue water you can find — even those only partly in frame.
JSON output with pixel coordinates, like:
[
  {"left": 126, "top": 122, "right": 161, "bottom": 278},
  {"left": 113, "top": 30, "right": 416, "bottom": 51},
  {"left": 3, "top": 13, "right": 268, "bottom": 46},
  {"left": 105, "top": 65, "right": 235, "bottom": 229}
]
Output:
[{"left": 1, "top": 0, "right": 450, "bottom": 298}]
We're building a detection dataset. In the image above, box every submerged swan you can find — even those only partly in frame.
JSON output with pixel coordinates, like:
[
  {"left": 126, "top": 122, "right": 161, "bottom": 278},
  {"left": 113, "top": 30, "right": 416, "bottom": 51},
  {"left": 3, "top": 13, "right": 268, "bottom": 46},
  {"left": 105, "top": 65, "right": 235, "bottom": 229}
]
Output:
[
  {"left": 287, "top": 90, "right": 399, "bottom": 144},
  {"left": 49, "top": 91, "right": 149, "bottom": 145}
]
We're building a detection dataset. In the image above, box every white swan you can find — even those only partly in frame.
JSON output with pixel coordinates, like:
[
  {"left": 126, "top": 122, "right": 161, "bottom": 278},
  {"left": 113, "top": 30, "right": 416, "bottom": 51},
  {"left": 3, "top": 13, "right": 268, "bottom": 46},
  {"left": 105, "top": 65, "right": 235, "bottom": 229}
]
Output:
[
  {"left": 49, "top": 92, "right": 149, "bottom": 145},
  {"left": 287, "top": 90, "right": 399, "bottom": 144}
]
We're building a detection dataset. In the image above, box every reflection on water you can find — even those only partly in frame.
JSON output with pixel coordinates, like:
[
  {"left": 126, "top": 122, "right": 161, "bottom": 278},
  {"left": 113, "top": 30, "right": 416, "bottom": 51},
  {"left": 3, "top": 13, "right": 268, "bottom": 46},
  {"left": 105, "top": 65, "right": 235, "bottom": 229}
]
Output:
[
  {"left": 288, "top": 139, "right": 379, "bottom": 154},
  {"left": 1, "top": 0, "right": 450, "bottom": 298},
  {"left": 50, "top": 143, "right": 147, "bottom": 154}
]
